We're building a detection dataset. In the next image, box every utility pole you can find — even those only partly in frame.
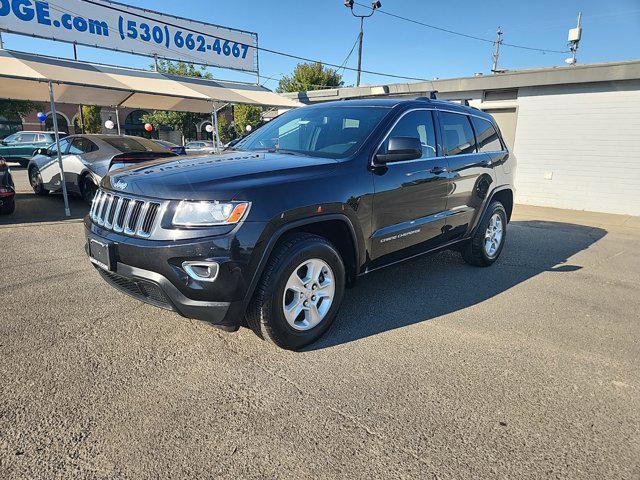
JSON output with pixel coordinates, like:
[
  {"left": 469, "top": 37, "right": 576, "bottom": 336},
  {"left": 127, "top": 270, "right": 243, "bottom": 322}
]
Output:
[
  {"left": 491, "top": 27, "right": 503, "bottom": 74},
  {"left": 356, "top": 17, "right": 364, "bottom": 87},
  {"left": 567, "top": 12, "right": 582, "bottom": 65},
  {"left": 344, "top": 1, "right": 382, "bottom": 87}
]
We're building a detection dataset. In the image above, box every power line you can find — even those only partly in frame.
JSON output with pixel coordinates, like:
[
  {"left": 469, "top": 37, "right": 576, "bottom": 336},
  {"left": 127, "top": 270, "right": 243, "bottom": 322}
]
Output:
[
  {"left": 338, "top": 33, "right": 361, "bottom": 74},
  {"left": 353, "top": 1, "right": 569, "bottom": 54},
  {"left": 78, "top": 0, "right": 430, "bottom": 82}
]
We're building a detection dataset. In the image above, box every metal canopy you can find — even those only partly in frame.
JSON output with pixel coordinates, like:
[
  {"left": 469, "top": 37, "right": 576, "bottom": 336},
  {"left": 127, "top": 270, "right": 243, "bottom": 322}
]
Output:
[{"left": 0, "top": 50, "right": 301, "bottom": 111}]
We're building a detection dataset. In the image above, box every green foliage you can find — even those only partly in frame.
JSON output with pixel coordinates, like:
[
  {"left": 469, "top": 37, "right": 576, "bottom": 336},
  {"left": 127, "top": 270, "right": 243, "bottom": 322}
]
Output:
[
  {"left": 0, "top": 100, "right": 41, "bottom": 119},
  {"left": 217, "top": 114, "right": 236, "bottom": 145},
  {"left": 143, "top": 60, "right": 211, "bottom": 141},
  {"left": 233, "top": 104, "right": 262, "bottom": 136},
  {"left": 79, "top": 105, "right": 102, "bottom": 134},
  {"left": 141, "top": 110, "right": 204, "bottom": 141},
  {"left": 276, "top": 62, "right": 343, "bottom": 93},
  {"left": 154, "top": 59, "right": 212, "bottom": 79}
]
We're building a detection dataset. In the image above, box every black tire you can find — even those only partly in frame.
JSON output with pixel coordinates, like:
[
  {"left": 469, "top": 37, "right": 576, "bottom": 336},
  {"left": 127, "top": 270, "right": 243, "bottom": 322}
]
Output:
[
  {"left": 29, "top": 166, "right": 49, "bottom": 196},
  {"left": 246, "top": 233, "right": 346, "bottom": 350},
  {"left": 462, "top": 201, "right": 507, "bottom": 267},
  {"left": 0, "top": 198, "right": 15, "bottom": 215},
  {"left": 80, "top": 174, "right": 98, "bottom": 205}
]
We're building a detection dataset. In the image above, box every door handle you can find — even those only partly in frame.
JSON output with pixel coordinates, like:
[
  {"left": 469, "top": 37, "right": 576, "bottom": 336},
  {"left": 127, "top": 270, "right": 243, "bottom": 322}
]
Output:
[{"left": 430, "top": 166, "right": 448, "bottom": 175}]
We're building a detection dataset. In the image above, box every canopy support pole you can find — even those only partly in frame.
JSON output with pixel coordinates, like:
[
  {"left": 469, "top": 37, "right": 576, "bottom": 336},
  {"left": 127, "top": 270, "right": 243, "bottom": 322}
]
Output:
[
  {"left": 48, "top": 81, "right": 70, "bottom": 217},
  {"left": 212, "top": 106, "right": 220, "bottom": 153},
  {"left": 115, "top": 106, "right": 121, "bottom": 135}
]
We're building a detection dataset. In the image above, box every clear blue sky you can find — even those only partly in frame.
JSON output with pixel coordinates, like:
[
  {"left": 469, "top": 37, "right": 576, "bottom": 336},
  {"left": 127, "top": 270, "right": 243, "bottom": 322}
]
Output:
[{"left": 2, "top": 0, "right": 639, "bottom": 89}]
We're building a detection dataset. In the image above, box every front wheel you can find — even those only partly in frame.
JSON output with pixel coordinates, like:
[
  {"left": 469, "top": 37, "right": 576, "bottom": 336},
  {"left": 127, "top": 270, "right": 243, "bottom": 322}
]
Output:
[
  {"left": 29, "top": 166, "right": 49, "bottom": 196},
  {"left": 246, "top": 233, "right": 346, "bottom": 350},
  {"left": 80, "top": 175, "right": 98, "bottom": 205},
  {"left": 462, "top": 201, "right": 507, "bottom": 267}
]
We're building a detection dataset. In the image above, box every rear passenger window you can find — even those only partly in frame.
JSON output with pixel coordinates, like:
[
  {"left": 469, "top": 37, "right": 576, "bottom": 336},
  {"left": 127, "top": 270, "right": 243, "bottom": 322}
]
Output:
[
  {"left": 470, "top": 116, "right": 503, "bottom": 152},
  {"left": 69, "top": 138, "right": 99, "bottom": 155},
  {"left": 440, "top": 112, "right": 476, "bottom": 156},
  {"left": 384, "top": 110, "right": 437, "bottom": 159}
]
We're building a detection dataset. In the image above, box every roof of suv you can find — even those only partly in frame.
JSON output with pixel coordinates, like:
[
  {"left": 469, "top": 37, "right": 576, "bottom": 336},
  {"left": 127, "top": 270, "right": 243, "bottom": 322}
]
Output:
[{"left": 308, "top": 98, "right": 494, "bottom": 121}]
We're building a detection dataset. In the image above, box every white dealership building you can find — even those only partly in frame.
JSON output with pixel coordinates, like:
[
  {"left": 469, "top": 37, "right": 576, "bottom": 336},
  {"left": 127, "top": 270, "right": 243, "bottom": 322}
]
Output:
[{"left": 285, "top": 60, "right": 640, "bottom": 216}]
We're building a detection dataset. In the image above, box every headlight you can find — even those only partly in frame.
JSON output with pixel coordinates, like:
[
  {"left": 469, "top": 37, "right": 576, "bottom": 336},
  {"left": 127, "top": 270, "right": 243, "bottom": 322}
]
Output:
[{"left": 172, "top": 201, "right": 249, "bottom": 226}]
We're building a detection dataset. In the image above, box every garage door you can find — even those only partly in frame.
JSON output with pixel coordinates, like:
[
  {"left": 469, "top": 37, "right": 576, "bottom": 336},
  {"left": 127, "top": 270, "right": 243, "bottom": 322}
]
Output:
[
  {"left": 513, "top": 81, "right": 640, "bottom": 216},
  {"left": 484, "top": 107, "right": 517, "bottom": 152}
]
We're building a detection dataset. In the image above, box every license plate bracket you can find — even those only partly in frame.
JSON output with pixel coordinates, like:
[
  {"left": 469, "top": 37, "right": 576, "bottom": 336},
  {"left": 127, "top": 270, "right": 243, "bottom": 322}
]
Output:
[{"left": 89, "top": 239, "right": 114, "bottom": 271}]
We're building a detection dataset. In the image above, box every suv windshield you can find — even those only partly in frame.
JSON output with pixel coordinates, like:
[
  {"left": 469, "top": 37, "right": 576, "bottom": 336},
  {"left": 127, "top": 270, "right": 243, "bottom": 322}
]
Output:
[{"left": 236, "top": 106, "right": 390, "bottom": 159}]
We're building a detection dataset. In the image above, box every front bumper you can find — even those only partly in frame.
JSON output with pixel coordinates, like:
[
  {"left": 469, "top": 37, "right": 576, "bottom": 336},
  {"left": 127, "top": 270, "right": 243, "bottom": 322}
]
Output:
[
  {"left": 85, "top": 217, "right": 267, "bottom": 329},
  {"left": 92, "top": 261, "right": 236, "bottom": 328}
]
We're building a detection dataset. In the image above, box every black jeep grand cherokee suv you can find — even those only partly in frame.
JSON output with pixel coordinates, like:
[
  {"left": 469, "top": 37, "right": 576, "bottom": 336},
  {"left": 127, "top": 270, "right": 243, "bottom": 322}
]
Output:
[{"left": 85, "top": 99, "right": 515, "bottom": 350}]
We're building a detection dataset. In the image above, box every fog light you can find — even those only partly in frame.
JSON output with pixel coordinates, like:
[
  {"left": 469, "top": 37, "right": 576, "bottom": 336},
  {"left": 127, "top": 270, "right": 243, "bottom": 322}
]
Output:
[{"left": 182, "top": 261, "right": 219, "bottom": 282}]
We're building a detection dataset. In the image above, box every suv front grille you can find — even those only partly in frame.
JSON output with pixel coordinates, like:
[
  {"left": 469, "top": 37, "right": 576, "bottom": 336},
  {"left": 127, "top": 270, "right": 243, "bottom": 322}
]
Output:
[{"left": 90, "top": 189, "right": 165, "bottom": 238}]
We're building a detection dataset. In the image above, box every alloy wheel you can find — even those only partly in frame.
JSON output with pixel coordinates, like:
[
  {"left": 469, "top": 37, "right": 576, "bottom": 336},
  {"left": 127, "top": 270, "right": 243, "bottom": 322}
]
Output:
[
  {"left": 282, "top": 258, "right": 335, "bottom": 331},
  {"left": 484, "top": 213, "right": 504, "bottom": 258}
]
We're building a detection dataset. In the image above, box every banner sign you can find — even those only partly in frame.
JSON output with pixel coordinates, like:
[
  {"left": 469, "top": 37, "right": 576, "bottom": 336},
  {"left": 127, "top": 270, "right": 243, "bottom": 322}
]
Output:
[{"left": 0, "top": 0, "right": 258, "bottom": 73}]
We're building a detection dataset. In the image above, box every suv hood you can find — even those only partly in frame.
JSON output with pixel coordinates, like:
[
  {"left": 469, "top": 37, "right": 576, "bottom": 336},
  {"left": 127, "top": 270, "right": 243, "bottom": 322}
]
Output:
[{"left": 102, "top": 151, "right": 338, "bottom": 200}]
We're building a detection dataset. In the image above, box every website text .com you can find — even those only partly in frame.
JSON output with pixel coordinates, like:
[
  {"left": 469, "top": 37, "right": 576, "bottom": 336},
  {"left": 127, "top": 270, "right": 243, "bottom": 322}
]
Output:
[
  {"left": 0, "top": 0, "right": 108, "bottom": 36},
  {"left": 0, "top": 0, "right": 251, "bottom": 63}
]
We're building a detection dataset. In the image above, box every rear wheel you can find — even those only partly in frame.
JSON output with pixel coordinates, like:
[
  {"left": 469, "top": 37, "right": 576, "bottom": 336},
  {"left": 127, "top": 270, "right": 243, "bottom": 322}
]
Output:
[
  {"left": 80, "top": 174, "right": 98, "bottom": 205},
  {"left": 29, "top": 166, "right": 49, "bottom": 196},
  {"left": 246, "top": 233, "right": 345, "bottom": 350},
  {"left": 0, "top": 197, "right": 15, "bottom": 215},
  {"left": 462, "top": 201, "right": 507, "bottom": 267}
]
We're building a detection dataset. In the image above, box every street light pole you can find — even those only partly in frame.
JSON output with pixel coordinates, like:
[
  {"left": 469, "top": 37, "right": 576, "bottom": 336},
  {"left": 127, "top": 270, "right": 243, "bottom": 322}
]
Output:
[{"left": 344, "top": 1, "right": 381, "bottom": 87}]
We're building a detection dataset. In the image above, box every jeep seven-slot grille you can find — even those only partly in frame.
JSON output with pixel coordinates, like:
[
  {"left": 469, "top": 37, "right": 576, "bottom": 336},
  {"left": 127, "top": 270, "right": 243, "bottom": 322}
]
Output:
[{"left": 90, "top": 189, "right": 163, "bottom": 238}]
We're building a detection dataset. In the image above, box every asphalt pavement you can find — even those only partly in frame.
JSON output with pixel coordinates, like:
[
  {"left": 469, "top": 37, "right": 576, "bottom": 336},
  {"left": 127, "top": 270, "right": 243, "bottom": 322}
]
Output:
[{"left": 1, "top": 168, "right": 639, "bottom": 479}]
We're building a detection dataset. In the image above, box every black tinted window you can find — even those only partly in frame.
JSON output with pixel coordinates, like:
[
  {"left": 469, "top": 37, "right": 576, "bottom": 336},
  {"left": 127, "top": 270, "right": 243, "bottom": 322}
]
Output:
[
  {"left": 384, "top": 110, "right": 437, "bottom": 159},
  {"left": 440, "top": 112, "right": 476, "bottom": 156},
  {"left": 471, "top": 116, "right": 502, "bottom": 152},
  {"left": 69, "top": 138, "right": 99, "bottom": 155},
  {"left": 102, "top": 137, "right": 150, "bottom": 153}
]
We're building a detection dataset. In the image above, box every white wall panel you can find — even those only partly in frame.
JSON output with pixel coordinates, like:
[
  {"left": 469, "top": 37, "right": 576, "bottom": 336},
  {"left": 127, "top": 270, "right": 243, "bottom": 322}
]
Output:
[{"left": 513, "top": 81, "right": 640, "bottom": 216}]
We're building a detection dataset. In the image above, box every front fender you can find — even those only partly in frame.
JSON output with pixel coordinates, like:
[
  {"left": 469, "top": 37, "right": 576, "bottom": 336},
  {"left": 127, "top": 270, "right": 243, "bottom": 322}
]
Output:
[{"left": 240, "top": 213, "right": 361, "bottom": 308}]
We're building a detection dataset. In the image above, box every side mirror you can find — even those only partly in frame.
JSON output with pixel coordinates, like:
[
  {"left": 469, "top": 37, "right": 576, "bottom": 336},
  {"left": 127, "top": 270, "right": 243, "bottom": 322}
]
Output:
[
  {"left": 375, "top": 136, "right": 422, "bottom": 164},
  {"left": 33, "top": 147, "right": 49, "bottom": 156}
]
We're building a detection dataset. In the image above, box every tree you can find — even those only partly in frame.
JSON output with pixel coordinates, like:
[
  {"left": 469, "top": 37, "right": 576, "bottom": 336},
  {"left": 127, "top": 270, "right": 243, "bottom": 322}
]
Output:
[
  {"left": 233, "top": 104, "right": 262, "bottom": 137},
  {"left": 141, "top": 61, "right": 211, "bottom": 142},
  {"left": 276, "top": 62, "right": 343, "bottom": 93},
  {"left": 76, "top": 105, "right": 102, "bottom": 134},
  {"left": 0, "top": 100, "right": 41, "bottom": 119},
  {"left": 154, "top": 59, "right": 212, "bottom": 79},
  {"left": 217, "top": 114, "right": 236, "bottom": 145}
]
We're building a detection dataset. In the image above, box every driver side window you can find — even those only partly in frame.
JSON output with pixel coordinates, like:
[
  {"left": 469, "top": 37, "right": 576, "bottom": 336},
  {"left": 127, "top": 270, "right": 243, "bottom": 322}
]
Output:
[
  {"left": 46, "top": 138, "right": 70, "bottom": 156},
  {"left": 384, "top": 110, "right": 437, "bottom": 159}
]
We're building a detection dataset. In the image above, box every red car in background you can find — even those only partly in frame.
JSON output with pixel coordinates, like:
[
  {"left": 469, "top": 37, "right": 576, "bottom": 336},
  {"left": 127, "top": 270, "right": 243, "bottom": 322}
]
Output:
[{"left": 0, "top": 157, "right": 16, "bottom": 215}]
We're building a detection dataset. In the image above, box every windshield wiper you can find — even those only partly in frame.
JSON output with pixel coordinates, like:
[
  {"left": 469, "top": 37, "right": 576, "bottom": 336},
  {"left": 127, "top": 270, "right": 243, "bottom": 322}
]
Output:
[{"left": 251, "top": 148, "right": 307, "bottom": 156}]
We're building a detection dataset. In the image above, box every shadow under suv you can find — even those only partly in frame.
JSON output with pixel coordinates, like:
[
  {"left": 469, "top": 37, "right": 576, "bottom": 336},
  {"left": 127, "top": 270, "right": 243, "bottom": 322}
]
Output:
[{"left": 85, "top": 98, "right": 515, "bottom": 350}]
